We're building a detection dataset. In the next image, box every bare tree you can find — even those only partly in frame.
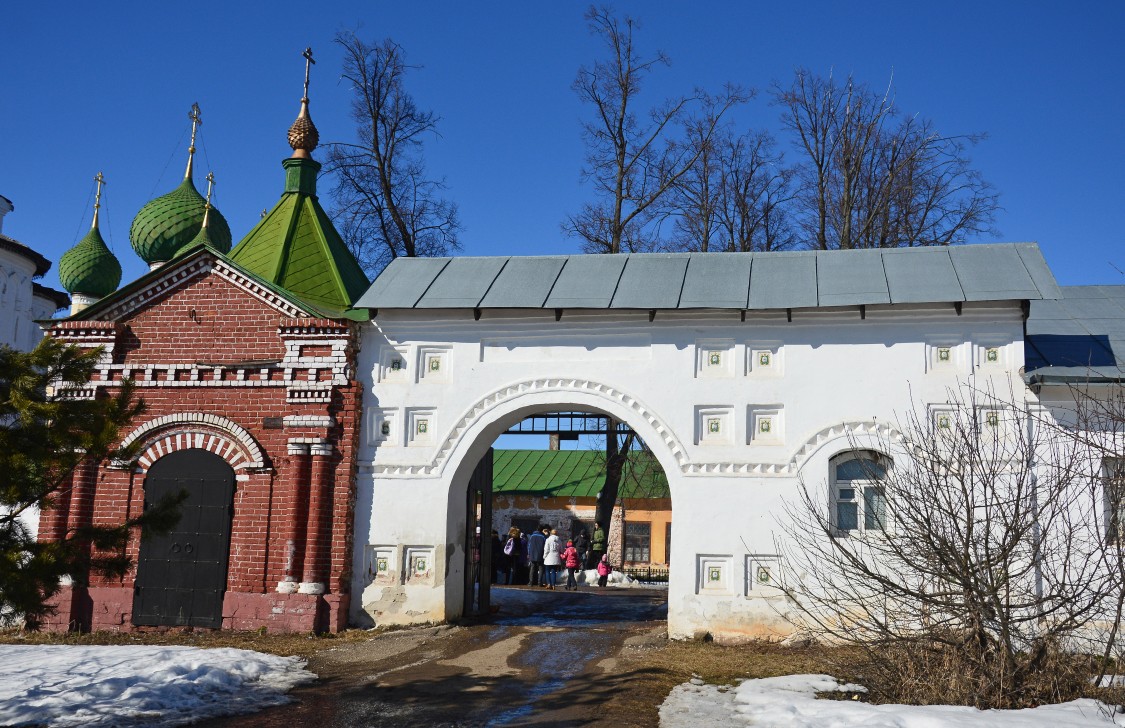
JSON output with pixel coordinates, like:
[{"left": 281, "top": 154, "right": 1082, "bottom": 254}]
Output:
[
  {"left": 773, "top": 69, "right": 999, "bottom": 250},
  {"left": 565, "top": 6, "right": 747, "bottom": 254},
  {"left": 666, "top": 121, "right": 797, "bottom": 252},
  {"left": 777, "top": 382, "right": 1120, "bottom": 708},
  {"left": 325, "top": 32, "right": 461, "bottom": 277}
]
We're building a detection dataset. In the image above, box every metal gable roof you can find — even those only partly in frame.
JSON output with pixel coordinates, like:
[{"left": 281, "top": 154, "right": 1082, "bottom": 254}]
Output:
[
  {"left": 1026, "top": 285, "right": 1125, "bottom": 383},
  {"left": 355, "top": 243, "right": 1061, "bottom": 312}
]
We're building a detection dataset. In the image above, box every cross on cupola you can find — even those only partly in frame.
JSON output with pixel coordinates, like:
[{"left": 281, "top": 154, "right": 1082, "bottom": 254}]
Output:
[
  {"left": 288, "top": 47, "right": 319, "bottom": 158},
  {"left": 92, "top": 171, "right": 106, "bottom": 229},
  {"left": 185, "top": 102, "right": 202, "bottom": 179},
  {"left": 302, "top": 47, "right": 315, "bottom": 101}
]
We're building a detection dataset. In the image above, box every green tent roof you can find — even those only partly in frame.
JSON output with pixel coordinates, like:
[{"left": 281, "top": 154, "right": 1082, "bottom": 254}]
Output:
[
  {"left": 492, "top": 449, "right": 669, "bottom": 499},
  {"left": 229, "top": 157, "right": 369, "bottom": 320}
]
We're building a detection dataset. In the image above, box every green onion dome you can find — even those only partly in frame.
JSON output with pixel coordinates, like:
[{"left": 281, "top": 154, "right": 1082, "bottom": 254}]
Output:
[
  {"left": 176, "top": 210, "right": 219, "bottom": 257},
  {"left": 58, "top": 225, "right": 122, "bottom": 298},
  {"left": 129, "top": 177, "right": 232, "bottom": 264}
]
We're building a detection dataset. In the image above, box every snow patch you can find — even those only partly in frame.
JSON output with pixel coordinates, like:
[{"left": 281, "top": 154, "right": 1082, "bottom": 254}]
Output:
[
  {"left": 0, "top": 645, "right": 315, "bottom": 727},
  {"left": 659, "top": 673, "right": 1120, "bottom": 727}
]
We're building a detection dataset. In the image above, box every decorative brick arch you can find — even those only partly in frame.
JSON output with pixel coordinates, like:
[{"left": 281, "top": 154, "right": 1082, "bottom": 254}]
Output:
[{"left": 118, "top": 413, "right": 267, "bottom": 472}]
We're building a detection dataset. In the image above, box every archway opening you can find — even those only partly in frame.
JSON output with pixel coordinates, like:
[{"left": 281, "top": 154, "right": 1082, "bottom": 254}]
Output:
[
  {"left": 458, "top": 407, "right": 673, "bottom": 625},
  {"left": 133, "top": 448, "right": 235, "bottom": 628}
]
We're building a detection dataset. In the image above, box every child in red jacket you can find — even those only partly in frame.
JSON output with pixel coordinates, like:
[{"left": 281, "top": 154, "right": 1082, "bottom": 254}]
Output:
[
  {"left": 597, "top": 554, "right": 612, "bottom": 588},
  {"left": 563, "top": 540, "right": 581, "bottom": 590}
]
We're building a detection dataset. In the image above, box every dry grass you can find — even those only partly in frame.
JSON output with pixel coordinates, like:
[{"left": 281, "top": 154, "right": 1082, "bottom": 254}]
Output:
[
  {"left": 602, "top": 638, "right": 857, "bottom": 727},
  {"left": 0, "top": 627, "right": 376, "bottom": 660}
]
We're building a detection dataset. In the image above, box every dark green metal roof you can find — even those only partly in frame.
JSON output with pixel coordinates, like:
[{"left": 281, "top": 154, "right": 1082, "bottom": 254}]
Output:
[
  {"left": 58, "top": 225, "right": 122, "bottom": 297},
  {"left": 357, "top": 243, "right": 1062, "bottom": 312},
  {"left": 1026, "top": 285, "right": 1125, "bottom": 384},
  {"left": 229, "top": 158, "right": 369, "bottom": 320},
  {"left": 129, "top": 177, "right": 232, "bottom": 263},
  {"left": 492, "top": 449, "right": 670, "bottom": 499}
]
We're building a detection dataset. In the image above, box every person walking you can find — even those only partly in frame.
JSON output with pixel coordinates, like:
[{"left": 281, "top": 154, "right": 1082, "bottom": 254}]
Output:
[
  {"left": 543, "top": 529, "right": 562, "bottom": 590},
  {"left": 597, "top": 554, "right": 612, "bottom": 588},
  {"left": 573, "top": 528, "right": 589, "bottom": 570},
  {"left": 527, "top": 527, "right": 547, "bottom": 586},
  {"left": 504, "top": 528, "right": 523, "bottom": 586},
  {"left": 562, "top": 539, "right": 581, "bottom": 590},
  {"left": 589, "top": 522, "right": 607, "bottom": 569}
]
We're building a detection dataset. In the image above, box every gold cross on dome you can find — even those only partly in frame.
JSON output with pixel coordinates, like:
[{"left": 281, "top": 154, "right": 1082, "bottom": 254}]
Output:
[
  {"left": 92, "top": 171, "right": 106, "bottom": 228},
  {"left": 188, "top": 102, "right": 202, "bottom": 145},
  {"left": 302, "top": 47, "right": 315, "bottom": 100},
  {"left": 204, "top": 171, "right": 215, "bottom": 205}
]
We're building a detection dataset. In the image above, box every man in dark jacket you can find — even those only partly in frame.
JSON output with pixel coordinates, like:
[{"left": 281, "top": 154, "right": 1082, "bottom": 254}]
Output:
[
  {"left": 527, "top": 527, "right": 547, "bottom": 586},
  {"left": 589, "top": 522, "right": 607, "bottom": 569},
  {"left": 574, "top": 528, "right": 590, "bottom": 570}
]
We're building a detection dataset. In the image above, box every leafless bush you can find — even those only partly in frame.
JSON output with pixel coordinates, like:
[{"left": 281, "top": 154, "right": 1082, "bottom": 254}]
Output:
[{"left": 777, "top": 381, "right": 1123, "bottom": 708}]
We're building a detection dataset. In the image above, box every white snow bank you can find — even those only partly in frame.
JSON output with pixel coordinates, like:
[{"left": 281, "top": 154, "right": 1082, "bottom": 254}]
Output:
[
  {"left": 659, "top": 673, "right": 1119, "bottom": 727},
  {"left": 580, "top": 568, "right": 644, "bottom": 587},
  {"left": 0, "top": 645, "right": 315, "bottom": 727}
]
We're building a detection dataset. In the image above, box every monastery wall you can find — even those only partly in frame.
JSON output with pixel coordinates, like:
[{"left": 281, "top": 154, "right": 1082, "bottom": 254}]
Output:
[{"left": 354, "top": 302, "right": 1028, "bottom": 640}]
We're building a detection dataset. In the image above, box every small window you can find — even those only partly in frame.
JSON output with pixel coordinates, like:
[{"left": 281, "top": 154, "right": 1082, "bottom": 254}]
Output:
[
  {"left": 831, "top": 451, "right": 890, "bottom": 534},
  {"left": 625, "top": 522, "right": 651, "bottom": 563}
]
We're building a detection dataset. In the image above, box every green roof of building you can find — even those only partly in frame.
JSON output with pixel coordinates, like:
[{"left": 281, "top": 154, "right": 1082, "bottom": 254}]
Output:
[
  {"left": 228, "top": 157, "right": 369, "bottom": 320},
  {"left": 492, "top": 449, "right": 670, "bottom": 499},
  {"left": 58, "top": 224, "right": 122, "bottom": 297},
  {"left": 129, "top": 176, "right": 232, "bottom": 264}
]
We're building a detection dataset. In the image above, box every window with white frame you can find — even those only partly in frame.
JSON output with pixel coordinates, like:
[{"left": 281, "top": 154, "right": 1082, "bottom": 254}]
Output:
[
  {"left": 831, "top": 451, "right": 890, "bottom": 534},
  {"left": 1104, "top": 458, "right": 1125, "bottom": 541}
]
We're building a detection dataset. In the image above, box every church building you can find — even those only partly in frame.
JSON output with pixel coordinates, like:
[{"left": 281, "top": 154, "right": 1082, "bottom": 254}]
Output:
[{"left": 41, "top": 54, "right": 369, "bottom": 634}]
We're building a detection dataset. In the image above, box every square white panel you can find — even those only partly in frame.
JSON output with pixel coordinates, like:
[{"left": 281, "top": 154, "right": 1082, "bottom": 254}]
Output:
[
  {"left": 695, "top": 405, "right": 734, "bottom": 446},
  {"left": 747, "top": 405, "right": 783, "bottom": 445},
  {"left": 695, "top": 340, "right": 736, "bottom": 378},
  {"left": 745, "top": 554, "right": 783, "bottom": 597},
  {"left": 365, "top": 545, "right": 398, "bottom": 585},
  {"left": 746, "top": 342, "right": 783, "bottom": 377},
  {"left": 367, "top": 408, "right": 397, "bottom": 446},
  {"left": 406, "top": 408, "right": 436, "bottom": 447},
  {"left": 417, "top": 345, "right": 452, "bottom": 383},
  {"left": 925, "top": 340, "right": 964, "bottom": 373},
  {"left": 697, "top": 554, "right": 734, "bottom": 595},
  {"left": 378, "top": 345, "right": 410, "bottom": 383},
  {"left": 404, "top": 546, "right": 435, "bottom": 584}
]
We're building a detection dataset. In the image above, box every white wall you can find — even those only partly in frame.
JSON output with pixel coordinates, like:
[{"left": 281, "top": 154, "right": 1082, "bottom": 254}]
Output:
[{"left": 353, "top": 302, "right": 1027, "bottom": 640}]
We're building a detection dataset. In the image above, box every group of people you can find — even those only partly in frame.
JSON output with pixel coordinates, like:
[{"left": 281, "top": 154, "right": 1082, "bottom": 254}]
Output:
[{"left": 491, "top": 522, "right": 613, "bottom": 590}]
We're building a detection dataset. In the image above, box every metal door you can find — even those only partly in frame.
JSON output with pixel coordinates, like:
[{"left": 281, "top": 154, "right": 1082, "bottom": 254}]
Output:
[{"left": 133, "top": 448, "right": 235, "bottom": 628}]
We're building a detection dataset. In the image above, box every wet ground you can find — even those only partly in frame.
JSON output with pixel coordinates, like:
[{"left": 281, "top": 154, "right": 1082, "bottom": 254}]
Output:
[{"left": 199, "top": 586, "right": 669, "bottom": 727}]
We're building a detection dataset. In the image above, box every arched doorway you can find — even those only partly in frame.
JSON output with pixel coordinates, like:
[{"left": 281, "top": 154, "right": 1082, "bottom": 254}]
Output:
[
  {"left": 450, "top": 401, "right": 678, "bottom": 623},
  {"left": 133, "top": 448, "right": 235, "bottom": 628}
]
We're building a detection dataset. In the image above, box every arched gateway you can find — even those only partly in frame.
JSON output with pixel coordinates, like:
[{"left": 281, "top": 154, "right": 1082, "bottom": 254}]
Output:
[{"left": 353, "top": 246, "right": 1058, "bottom": 642}]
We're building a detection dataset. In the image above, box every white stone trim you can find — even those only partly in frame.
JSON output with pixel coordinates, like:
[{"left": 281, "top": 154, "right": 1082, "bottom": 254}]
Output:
[
  {"left": 119, "top": 413, "right": 267, "bottom": 472},
  {"left": 283, "top": 415, "right": 336, "bottom": 428},
  {"left": 297, "top": 582, "right": 325, "bottom": 595}
]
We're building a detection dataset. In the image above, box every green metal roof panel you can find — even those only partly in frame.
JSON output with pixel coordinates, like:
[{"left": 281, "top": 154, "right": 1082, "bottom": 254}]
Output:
[
  {"left": 1026, "top": 285, "right": 1125, "bottom": 378},
  {"left": 491, "top": 449, "right": 670, "bottom": 498},
  {"left": 355, "top": 257, "right": 451, "bottom": 309},
  {"left": 679, "top": 254, "right": 753, "bottom": 308},
  {"left": 478, "top": 256, "right": 567, "bottom": 308},
  {"left": 544, "top": 255, "right": 628, "bottom": 308},
  {"left": 949, "top": 245, "right": 1041, "bottom": 302},
  {"left": 415, "top": 257, "right": 509, "bottom": 308},
  {"left": 881, "top": 248, "right": 964, "bottom": 303},
  {"left": 610, "top": 255, "right": 690, "bottom": 309},
  {"left": 748, "top": 253, "right": 817, "bottom": 309},
  {"left": 815, "top": 249, "right": 890, "bottom": 307}
]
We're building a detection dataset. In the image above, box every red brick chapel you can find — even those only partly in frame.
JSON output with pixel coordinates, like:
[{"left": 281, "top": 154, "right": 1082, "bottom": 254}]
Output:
[{"left": 41, "top": 52, "right": 370, "bottom": 633}]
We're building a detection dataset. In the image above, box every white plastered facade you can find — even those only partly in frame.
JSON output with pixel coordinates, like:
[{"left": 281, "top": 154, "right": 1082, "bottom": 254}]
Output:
[{"left": 353, "top": 301, "right": 1028, "bottom": 641}]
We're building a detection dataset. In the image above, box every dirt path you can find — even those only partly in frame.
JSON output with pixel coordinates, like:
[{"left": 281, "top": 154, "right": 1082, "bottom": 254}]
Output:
[{"left": 199, "top": 586, "right": 669, "bottom": 728}]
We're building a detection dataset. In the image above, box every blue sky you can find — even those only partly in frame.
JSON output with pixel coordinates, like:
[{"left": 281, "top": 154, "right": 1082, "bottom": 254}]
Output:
[{"left": 3, "top": 2, "right": 1123, "bottom": 294}]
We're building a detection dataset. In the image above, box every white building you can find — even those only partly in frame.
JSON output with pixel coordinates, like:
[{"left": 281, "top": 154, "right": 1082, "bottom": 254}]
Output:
[
  {"left": 0, "top": 195, "right": 69, "bottom": 351},
  {"left": 351, "top": 243, "right": 1064, "bottom": 641}
]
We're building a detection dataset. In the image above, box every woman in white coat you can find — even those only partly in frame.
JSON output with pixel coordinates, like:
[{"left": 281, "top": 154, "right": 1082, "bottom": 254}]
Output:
[{"left": 542, "top": 529, "right": 562, "bottom": 590}]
